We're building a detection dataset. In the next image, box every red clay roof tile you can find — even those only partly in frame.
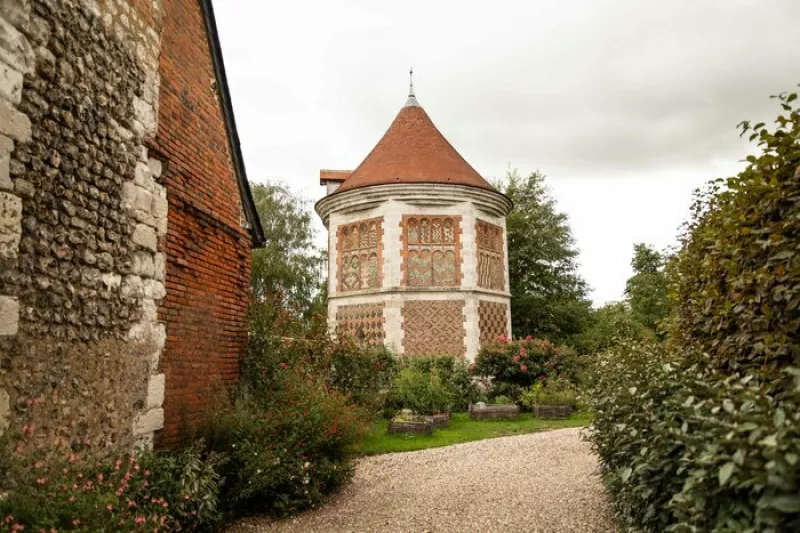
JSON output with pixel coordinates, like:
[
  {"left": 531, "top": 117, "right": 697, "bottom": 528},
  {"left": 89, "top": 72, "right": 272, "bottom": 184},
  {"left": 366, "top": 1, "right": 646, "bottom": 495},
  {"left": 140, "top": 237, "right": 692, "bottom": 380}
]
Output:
[{"left": 333, "top": 100, "right": 496, "bottom": 194}]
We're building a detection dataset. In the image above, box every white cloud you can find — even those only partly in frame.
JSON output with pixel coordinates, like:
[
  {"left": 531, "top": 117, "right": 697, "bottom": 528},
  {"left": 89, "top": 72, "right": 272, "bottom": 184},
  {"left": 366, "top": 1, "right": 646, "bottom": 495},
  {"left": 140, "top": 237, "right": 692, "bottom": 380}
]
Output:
[{"left": 215, "top": 0, "right": 800, "bottom": 304}]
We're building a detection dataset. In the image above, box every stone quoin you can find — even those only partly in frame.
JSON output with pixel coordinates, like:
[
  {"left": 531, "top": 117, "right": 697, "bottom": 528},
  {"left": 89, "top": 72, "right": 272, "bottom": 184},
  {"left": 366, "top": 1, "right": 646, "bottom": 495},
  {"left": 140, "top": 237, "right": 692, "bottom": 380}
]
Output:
[
  {"left": 317, "top": 77, "right": 512, "bottom": 361},
  {"left": 0, "top": 0, "right": 264, "bottom": 452}
]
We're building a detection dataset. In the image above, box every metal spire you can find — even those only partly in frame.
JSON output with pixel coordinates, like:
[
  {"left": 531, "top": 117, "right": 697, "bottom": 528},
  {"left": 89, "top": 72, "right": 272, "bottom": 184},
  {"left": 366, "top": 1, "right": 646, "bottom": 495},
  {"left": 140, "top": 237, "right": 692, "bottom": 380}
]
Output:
[{"left": 405, "top": 66, "right": 420, "bottom": 107}]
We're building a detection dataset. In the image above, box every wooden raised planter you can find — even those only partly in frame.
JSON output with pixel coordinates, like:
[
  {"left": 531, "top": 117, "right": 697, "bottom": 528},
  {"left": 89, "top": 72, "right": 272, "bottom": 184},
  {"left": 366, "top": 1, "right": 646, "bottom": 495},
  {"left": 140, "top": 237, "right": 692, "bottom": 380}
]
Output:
[
  {"left": 389, "top": 418, "right": 433, "bottom": 435},
  {"left": 428, "top": 412, "right": 450, "bottom": 429},
  {"left": 534, "top": 404, "right": 573, "bottom": 419},
  {"left": 469, "top": 404, "right": 519, "bottom": 420}
]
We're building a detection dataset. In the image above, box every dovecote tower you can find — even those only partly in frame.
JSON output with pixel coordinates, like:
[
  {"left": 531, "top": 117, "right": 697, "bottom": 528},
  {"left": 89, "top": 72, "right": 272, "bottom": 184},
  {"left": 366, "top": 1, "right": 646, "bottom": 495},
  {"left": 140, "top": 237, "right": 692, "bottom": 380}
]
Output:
[{"left": 316, "top": 80, "right": 512, "bottom": 361}]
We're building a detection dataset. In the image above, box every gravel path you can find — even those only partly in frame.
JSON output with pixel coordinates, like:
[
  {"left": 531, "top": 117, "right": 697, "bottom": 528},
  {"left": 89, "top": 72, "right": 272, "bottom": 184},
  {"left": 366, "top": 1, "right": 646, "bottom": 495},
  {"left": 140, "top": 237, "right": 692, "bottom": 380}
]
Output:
[{"left": 231, "top": 428, "right": 617, "bottom": 533}]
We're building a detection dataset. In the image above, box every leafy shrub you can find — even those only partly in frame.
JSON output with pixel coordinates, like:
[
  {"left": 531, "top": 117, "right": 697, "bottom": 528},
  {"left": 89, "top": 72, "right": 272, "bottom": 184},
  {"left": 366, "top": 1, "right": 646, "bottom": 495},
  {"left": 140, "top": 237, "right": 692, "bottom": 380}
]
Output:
[
  {"left": 588, "top": 89, "right": 800, "bottom": 533},
  {"left": 491, "top": 395, "right": 512, "bottom": 405},
  {"left": 389, "top": 367, "right": 453, "bottom": 414},
  {"left": 520, "top": 379, "right": 578, "bottom": 408},
  {"left": 397, "top": 356, "right": 480, "bottom": 411},
  {"left": 246, "top": 301, "right": 395, "bottom": 412},
  {"left": 0, "top": 442, "right": 223, "bottom": 532},
  {"left": 474, "top": 337, "right": 582, "bottom": 400},
  {"left": 198, "top": 306, "right": 371, "bottom": 518},
  {"left": 200, "top": 384, "right": 365, "bottom": 517}
]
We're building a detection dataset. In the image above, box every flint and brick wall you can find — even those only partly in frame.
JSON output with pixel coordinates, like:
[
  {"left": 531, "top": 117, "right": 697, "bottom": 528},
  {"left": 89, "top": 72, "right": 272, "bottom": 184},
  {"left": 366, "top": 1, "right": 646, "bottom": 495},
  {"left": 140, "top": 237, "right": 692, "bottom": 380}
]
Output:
[
  {"left": 152, "top": 0, "right": 251, "bottom": 446},
  {"left": 0, "top": 0, "right": 253, "bottom": 454},
  {"left": 0, "top": 0, "right": 167, "bottom": 452}
]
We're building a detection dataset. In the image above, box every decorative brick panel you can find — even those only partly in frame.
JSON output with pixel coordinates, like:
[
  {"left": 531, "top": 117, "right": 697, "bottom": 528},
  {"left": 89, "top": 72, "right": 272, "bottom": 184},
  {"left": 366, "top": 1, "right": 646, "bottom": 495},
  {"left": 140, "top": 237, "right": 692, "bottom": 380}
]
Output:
[
  {"left": 335, "top": 303, "right": 385, "bottom": 346},
  {"left": 476, "top": 220, "right": 505, "bottom": 291},
  {"left": 402, "top": 300, "right": 465, "bottom": 357},
  {"left": 400, "top": 215, "right": 462, "bottom": 287},
  {"left": 336, "top": 217, "right": 383, "bottom": 292},
  {"left": 479, "top": 300, "right": 509, "bottom": 346}
]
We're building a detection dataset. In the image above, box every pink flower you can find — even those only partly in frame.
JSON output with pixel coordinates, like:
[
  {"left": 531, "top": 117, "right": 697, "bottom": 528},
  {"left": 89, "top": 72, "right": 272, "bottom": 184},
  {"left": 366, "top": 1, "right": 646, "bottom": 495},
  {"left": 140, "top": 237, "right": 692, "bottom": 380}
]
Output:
[
  {"left": 106, "top": 504, "right": 113, "bottom": 511},
  {"left": 135, "top": 516, "right": 146, "bottom": 524},
  {"left": 538, "top": 374, "right": 546, "bottom": 381},
  {"left": 36, "top": 478, "right": 47, "bottom": 485},
  {"left": 279, "top": 362, "right": 288, "bottom": 369},
  {"left": 512, "top": 355, "right": 520, "bottom": 362},
  {"left": 525, "top": 335, "right": 533, "bottom": 341},
  {"left": 520, "top": 364, "right": 528, "bottom": 373},
  {"left": 519, "top": 347, "right": 527, "bottom": 356},
  {"left": 97, "top": 473, "right": 104, "bottom": 483}
]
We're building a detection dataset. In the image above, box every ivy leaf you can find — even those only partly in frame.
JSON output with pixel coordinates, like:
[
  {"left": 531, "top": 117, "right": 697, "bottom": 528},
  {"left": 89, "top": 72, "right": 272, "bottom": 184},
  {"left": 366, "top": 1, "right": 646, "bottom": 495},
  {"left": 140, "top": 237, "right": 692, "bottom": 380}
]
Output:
[
  {"left": 719, "top": 462, "right": 735, "bottom": 486},
  {"left": 619, "top": 467, "right": 632, "bottom": 483}
]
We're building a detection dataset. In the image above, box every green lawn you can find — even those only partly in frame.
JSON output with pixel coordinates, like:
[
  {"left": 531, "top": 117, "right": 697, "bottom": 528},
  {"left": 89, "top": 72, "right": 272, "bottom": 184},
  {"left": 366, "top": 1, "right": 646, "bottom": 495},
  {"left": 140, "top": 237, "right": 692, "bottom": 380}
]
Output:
[{"left": 349, "top": 411, "right": 593, "bottom": 455}]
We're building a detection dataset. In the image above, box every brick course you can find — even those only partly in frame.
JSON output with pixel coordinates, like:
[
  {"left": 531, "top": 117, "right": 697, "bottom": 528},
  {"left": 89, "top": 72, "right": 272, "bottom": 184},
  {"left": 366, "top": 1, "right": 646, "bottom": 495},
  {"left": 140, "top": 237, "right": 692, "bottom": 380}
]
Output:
[{"left": 152, "top": 0, "right": 251, "bottom": 446}]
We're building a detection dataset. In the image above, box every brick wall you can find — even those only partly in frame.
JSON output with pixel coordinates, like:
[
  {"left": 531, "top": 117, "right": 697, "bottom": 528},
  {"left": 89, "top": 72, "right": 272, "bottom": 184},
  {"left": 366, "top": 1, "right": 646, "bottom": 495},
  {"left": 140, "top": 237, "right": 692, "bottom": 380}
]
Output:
[{"left": 152, "top": 0, "right": 251, "bottom": 446}]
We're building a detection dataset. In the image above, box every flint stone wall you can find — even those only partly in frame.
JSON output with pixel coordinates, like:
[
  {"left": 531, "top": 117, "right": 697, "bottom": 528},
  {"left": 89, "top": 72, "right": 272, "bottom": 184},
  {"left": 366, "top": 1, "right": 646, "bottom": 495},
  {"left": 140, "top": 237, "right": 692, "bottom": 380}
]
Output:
[{"left": 0, "top": 0, "right": 167, "bottom": 453}]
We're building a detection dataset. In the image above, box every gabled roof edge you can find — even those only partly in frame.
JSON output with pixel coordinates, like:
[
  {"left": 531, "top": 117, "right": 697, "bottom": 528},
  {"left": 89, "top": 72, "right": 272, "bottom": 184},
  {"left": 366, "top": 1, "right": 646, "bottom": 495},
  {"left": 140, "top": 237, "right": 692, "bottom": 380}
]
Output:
[{"left": 198, "top": 0, "right": 266, "bottom": 248}]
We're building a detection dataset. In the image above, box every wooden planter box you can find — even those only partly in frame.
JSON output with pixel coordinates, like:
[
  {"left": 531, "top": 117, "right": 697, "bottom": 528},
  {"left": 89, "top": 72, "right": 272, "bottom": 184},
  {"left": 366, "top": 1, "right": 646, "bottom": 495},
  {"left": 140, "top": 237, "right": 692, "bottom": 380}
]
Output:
[
  {"left": 534, "top": 404, "right": 573, "bottom": 419},
  {"left": 389, "top": 419, "right": 433, "bottom": 435},
  {"left": 428, "top": 412, "right": 450, "bottom": 429},
  {"left": 469, "top": 404, "right": 519, "bottom": 420}
]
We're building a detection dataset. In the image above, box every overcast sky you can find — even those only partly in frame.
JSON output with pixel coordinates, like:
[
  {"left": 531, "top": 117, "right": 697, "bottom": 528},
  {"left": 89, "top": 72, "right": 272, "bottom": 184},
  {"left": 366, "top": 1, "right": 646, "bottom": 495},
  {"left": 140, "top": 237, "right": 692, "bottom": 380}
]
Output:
[{"left": 215, "top": 0, "right": 800, "bottom": 305}]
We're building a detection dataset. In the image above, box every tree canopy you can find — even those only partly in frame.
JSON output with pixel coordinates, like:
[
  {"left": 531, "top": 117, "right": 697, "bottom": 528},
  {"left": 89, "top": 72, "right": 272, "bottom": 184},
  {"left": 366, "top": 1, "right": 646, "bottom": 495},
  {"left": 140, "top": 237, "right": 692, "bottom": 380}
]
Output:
[
  {"left": 500, "top": 170, "right": 592, "bottom": 344},
  {"left": 624, "top": 243, "right": 670, "bottom": 333},
  {"left": 250, "top": 181, "right": 324, "bottom": 318}
]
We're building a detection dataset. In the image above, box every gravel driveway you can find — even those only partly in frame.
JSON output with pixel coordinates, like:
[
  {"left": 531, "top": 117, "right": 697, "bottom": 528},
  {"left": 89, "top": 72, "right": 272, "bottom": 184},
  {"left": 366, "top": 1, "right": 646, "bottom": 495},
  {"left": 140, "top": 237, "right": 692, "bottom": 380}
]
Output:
[{"left": 231, "top": 428, "right": 617, "bottom": 533}]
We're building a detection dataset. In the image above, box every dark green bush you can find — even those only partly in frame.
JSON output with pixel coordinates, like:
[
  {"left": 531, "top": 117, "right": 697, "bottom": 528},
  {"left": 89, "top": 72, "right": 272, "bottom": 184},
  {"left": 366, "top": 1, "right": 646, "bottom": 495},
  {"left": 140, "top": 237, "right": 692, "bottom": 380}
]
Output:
[
  {"left": 397, "top": 356, "right": 480, "bottom": 411},
  {"left": 389, "top": 366, "right": 453, "bottom": 414},
  {"left": 588, "top": 88, "right": 800, "bottom": 533}
]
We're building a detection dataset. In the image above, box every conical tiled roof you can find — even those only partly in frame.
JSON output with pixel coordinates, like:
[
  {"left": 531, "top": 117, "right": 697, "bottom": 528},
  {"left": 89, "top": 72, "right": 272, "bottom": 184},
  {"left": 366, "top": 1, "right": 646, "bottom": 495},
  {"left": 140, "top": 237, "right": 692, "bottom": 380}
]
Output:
[{"left": 334, "top": 97, "right": 497, "bottom": 194}]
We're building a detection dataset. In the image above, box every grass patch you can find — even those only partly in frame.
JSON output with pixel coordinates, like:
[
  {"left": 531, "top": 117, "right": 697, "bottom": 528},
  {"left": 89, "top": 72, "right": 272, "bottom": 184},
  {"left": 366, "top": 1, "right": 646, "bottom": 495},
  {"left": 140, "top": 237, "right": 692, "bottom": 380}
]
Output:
[{"left": 350, "top": 411, "right": 593, "bottom": 455}]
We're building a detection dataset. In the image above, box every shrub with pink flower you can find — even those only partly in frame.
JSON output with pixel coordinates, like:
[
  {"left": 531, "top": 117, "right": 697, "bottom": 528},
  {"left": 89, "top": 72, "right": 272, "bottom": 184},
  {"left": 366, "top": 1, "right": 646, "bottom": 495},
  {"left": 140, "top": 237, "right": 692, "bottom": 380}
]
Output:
[{"left": 473, "top": 336, "right": 582, "bottom": 400}]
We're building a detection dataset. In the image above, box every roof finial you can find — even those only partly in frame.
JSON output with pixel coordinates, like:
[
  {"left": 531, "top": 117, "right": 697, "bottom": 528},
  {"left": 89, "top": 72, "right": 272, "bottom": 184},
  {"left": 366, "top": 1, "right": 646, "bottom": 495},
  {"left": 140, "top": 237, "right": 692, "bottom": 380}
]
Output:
[{"left": 404, "top": 67, "right": 420, "bottom": 107}]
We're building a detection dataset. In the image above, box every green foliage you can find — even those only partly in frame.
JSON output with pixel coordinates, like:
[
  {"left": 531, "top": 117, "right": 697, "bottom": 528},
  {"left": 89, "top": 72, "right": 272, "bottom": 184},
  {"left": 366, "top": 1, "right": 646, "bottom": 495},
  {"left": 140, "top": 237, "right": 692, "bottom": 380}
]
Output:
[
  {"left": 520, "top": 379, "right": 578, "bottom": 408},
  {"left": 0, "top": 443, "right": 223, "bottom": 532},
  {"left": 491, "top": 395, "right": 512, "bottom": 405},
  {"left": 500, "top": 170, "right": 593, "bottom": 345},
  {"left": 669, "top": 89, "right": 800, "bottom": 376},
  {"left": 587, "top": 341, "right": 800, "bottom": 533},
  {"left": 473, "top": 337, "right": 582, "bottom": 400},
  {"left": 395, "top": 356, "right": 480, "bottom": 411},
  {"left": 625, "top": 243, "right": 671, "bottom": 334},
  {"left": 389, "top": 366, "right": 454, "bottom": 414},
  {"left": 201, "top": 377, "right": 366, "bottom": 517},
  {"left": 572, "top": 301, "right": 654, "bottom": 354},
  {"left": 588, "top": 88, "right": 800, "bottom": 533},
  {"left": 250, "top": 181, "right": 324, "bottom": 320}
]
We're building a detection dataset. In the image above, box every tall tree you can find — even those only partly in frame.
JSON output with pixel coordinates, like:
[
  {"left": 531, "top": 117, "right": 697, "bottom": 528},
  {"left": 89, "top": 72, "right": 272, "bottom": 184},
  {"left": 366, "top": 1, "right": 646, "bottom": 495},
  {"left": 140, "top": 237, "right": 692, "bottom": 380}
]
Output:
[
  {"left": 624, "top": 243, "right": 670, "bottom": 332},
  {"left": 501, "top": 170, "right": 592, "bottom": 343},
  {"left": 250, "top": 181, "right": 324, "bottom": 317}
]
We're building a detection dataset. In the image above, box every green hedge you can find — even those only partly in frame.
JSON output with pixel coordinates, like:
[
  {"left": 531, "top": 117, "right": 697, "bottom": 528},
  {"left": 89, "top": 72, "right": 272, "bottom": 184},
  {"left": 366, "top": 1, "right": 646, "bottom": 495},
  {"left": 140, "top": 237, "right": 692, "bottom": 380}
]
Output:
[{"left": 587, "top": 88, "right": 800, "bottom": 532}]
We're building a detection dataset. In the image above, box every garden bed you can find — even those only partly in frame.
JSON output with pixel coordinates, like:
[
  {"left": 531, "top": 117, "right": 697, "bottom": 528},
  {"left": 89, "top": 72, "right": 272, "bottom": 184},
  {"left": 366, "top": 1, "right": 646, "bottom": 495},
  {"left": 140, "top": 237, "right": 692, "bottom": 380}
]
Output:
[
  {"left": 469, "top": 404, "right": 520, "bottom": 420},
  {"left": 389, "top": 418, "right": 434, "bottom": 435},
  {"left": 533, "top": 405, "right": 573, "bottom": 419},
  {"left": 428, "top": 412, "right": 450, "bottom": 429}
]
